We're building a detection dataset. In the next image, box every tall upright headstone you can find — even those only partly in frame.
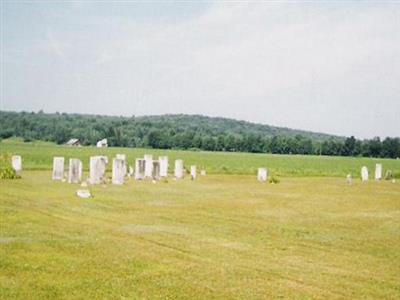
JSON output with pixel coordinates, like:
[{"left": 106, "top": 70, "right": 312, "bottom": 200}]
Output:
[
  {"left": 152, "top": 161, "right": 160, "bottom": 180},
  {"left": 112, "top": 158, "right": 126, "bottom": 185},
  {"left": 68, "top": 158, "right": 82, "bottom": 183},
  {"left": 361, "top": 166, "right": 369, "bottom": 182},
  {"left": 90, "top": 156, "right": 108, "bottom": 184},
  {"left": 135, "top": 159, "right": 145, "bottom": 180},
  {"left": 174, "top": 160, "right": 184, "bottom": 179},
  {"left": 257, "top": 168, "right": 268, "bottom": 182},
  {"left": 159, "top": 156, "right": 169, "bottom": 178},
  {"left": 144, "top": 154, "right": 153, "bottom": 178},
  {"left": 11, "top": 155, "right": 22, "bottom": 173},
  {"left": 116, "top": 154, "right": 127, "bottom": 176},
  {"left": 375, "top": 163, "right": 382, "bottom": 181},
  {"left": 190, "top": 165, "right": 197, "bottom": 180},
  {"left": 52, "top": 157, "right": 65, "bottom": 180}
]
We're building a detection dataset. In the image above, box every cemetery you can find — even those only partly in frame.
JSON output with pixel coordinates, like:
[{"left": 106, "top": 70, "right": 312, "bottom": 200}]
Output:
[{"left": 1, "top": 140, "right": 399, "bottom": 299}]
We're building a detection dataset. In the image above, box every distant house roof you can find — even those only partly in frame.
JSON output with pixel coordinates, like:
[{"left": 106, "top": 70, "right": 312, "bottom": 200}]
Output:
[
  {"left": 96, "top": 138, "right": 108, "bottom": 147},
  {"left": 66, "top": 138, "right": 81, "bottom": 146}
]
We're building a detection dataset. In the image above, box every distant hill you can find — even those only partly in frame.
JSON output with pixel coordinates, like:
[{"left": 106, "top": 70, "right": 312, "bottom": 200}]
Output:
[
  {"left": 1, "top": 110, "right": 398, "bottom": 158},
  {"left": 135, "top": 114, "right": 341, "bottom": 141}
]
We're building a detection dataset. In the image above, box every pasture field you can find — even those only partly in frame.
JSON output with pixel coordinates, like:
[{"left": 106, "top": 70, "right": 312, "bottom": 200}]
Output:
[
  {"left": 1, "top": 138, "right": 400, "bottom": 178},
  {"left": 1, "top": 141, "right": 400, "bottom": 299}
]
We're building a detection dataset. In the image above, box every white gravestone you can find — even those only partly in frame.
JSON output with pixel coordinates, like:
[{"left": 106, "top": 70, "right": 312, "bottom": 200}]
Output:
[
  {"left": 11, "top": 155, "right": 22, "bottom": 173},
  {"left": 200, "top": 170, "right": 206, "bottom": 176},
  {"left": 115, "top": 154, "right": 127, "bottom": 176},
  {"left": 159, "top": 156, "right": 169, "bottom": 178},
  {"left": 135, "top": 159, "right": 145, "bottom": 180},
  {"left": 152, "top": 161, "right": 160, "bottom": 181},
  {"left": 174, "top": 160, "right": 184, "bottom": 179},
  {"left": 90, "top": 156, "right": 108, "bottom": 184},
  {"left": 257, "top": 168, "right": 268, "bottom": 182},
  {"left": 190, "top": 165, "right": 197, "bottom": 180},
  {"left": 375, "top": 164, "right": 382, "bottom": 180},
  {"left": 112, "top": 158, "right": 126, "bottom": 185},
  {"left": 361, "top": 166, "right": 369, "bottom": 182},
  {"left": 52, "top": 157, "right": 65, "bottom": 180},
  {"left": 144, "top": 154, "right": 153, "bottom": 178},
  {"left": 68, "top": 158, "right": 82, "bottom": 183},
  {"left": 346, "top": 174, "right": 352, "bottom": 185}
]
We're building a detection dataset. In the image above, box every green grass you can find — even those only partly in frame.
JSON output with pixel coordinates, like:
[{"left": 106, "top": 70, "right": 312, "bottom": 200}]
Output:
[
  {"left": 1, "top": 171, "right": 399, "bottom": 299},
  {"left": 1, "top": 141, "right": 400, "bottom": 298},
  {"left": 1, "top": 138, "right": 400, "bottom": 178}
]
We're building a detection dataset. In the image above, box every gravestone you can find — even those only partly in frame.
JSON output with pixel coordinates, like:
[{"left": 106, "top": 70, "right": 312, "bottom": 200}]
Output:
[
  {"left": 90, "top": 156, "right": 108, "bottom": 184},
  {"left": 52, "top": 157, "right": 65, "bottom": 180},
  {"left": 375, "top": 163, "right": 382, "bottom": 180},
  {"left": 257, "top": 168, "right": 268, "bottom": 182},
  {"left": 115, "top": 154, "right": 127, "bottom": 176},
  {"left": 144, "top": 154, "right": 153, "bottom": 178},
  {"left": 159, "top": 156, "right": 169, "bottom": 177},
  {"left": 190, "top": 165, "right": 197, "bottom": 180},
  {"left": 11, "top": 155, "right": 22, "bottom": 173},
  {"left": 361, "top": 166, "right": 368, "bottom": 182},
  {"left": 112, "top": 158, "right": 126, "bottom": 185},
  {"left": 200, "top": 170, "right": 206, "bottom": 176},
  {"left": 174, "top": 160, "right": 184, "bottom": 179},
  {"left": 76, "top": 190, "right": 91, "bottom": 198},
  {"left": 346, "top": 174, "right": 352, "bottom": 185},
  {"left": 152, "top": 161, "right": 160, "bottom": 180},
  {"left": 68, "top": 158, "right": 82, "bottom": 183},
  {"left": 135, "top": 159, "right": 145, "bottom": 180},
  {"left": 384, "top": 170, "right": 393, "bottom": 180}
]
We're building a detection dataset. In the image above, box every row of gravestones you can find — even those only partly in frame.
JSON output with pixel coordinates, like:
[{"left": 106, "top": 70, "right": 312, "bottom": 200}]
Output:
[
  {"left": 359, "top": 163, "right": 394, "bottom": 182},
  {"left": 52, "top": 154, "right": 203, "bottom": 185},
  {"left": 257, "top": 164, "right": 394, "bottom": 183}
]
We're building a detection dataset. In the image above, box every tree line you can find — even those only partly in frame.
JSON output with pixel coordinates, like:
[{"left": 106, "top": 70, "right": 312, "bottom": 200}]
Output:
[{"left": 0, "top": 111, "right": 399, "bottom": 158}]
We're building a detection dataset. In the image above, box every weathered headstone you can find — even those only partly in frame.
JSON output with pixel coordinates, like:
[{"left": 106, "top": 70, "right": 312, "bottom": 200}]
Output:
[
  {"left": 144, "top": 154, "right": 153, "bottom": 178},
  {"left": 361, "top": 166, "right": 368, "bottom": 182},
  {"left": 375, "top": 163, "right": 382, "bottom": 180},
  {"left": 135, "top": 159, "right": 145, "bottom": 180},
  {"left": 257, "top": 168, "right": 268, "bottom": 182},
  {"left": 89, "top": 156, "right": 108, "bottom": 184},
  {"left": 159, "top": 156, "right": 169, "bottom": 177},
  {"left": 190, "top": 165, "right": 197, "bottom": 180},
  {"left": 52, "top": 157, "right": 65, "bottom": 180},
  {"left": 116, "top": 154, "right": 126, "bottom": 160},
  {"left": 11, "top": 155, "right": 22, "bottom": 173},
  {"left": 174, "top": 160, "right": 184, "bottom": 179},
  {"left": 68, "top": 158, "right": 82, "bottom": 183},
  {"left": 152, "top": 161, "right": 160, "bottom": 180},
  {"left": 346, "top": 174, "right": 352, "bottom": 185},
  {"left": 200, "top": 170, "right": 206, "bottom": 176},
  {"left": 112, "top": 158, "right": 126, "bottom": 185},
  {"left": 76, "top": 189, "right": 91, "bottom": 198},
  {"left": 115, "top": 154, "right": 127, "bottom": 176},
  {"left": 384, "top": 170, "right": 393, "bottom": 180}
]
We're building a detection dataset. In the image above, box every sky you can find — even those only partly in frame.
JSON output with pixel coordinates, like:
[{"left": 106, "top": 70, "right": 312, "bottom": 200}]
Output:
[{"left": 1, "top": 1, "right": 399, "bottom": 139}]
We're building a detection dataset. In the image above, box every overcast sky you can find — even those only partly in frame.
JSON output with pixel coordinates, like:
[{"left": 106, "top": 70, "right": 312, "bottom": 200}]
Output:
[{"left": 1, "top": 1, "right": 399, "bottom": 139}]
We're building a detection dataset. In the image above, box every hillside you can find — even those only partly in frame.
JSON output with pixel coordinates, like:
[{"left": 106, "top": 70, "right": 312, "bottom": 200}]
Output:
[{"left": 0, "top": 111, "right": 399, "bottom": 158}]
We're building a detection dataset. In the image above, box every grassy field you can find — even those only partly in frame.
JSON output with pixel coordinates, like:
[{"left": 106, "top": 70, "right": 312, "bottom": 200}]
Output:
[
  {"left": 1, "top": 141, "right": 400, "bottom": 299},
  {"left": 1, "top": 138, "right": 400, "bottom": 178}
]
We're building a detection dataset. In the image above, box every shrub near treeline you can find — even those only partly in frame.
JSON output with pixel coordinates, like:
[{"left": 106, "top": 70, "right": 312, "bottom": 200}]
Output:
[{"left": 0, "top": 154, "right": 20, "bottom": 179}]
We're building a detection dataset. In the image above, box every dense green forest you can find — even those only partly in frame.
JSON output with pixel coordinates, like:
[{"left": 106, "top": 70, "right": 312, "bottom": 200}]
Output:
[{"left": 0, "top": 111, "right": 399, "bottom": 158}]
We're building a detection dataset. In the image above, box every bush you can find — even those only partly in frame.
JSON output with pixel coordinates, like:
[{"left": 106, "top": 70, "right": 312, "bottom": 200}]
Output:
[
  {"left": 0, "top": 154, "right": 21, "bottom": 179},
  {"left": 269, "top": 176, "right": 280, "bottom": 184}
]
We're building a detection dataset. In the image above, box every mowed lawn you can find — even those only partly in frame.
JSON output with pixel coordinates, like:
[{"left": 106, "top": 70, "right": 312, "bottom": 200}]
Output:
[
  {"left": 1, "top": 170, "right": 399, "bottom": 299},
  {"left": 1, "top": 139, "right": 400, "bottom": 177}
]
